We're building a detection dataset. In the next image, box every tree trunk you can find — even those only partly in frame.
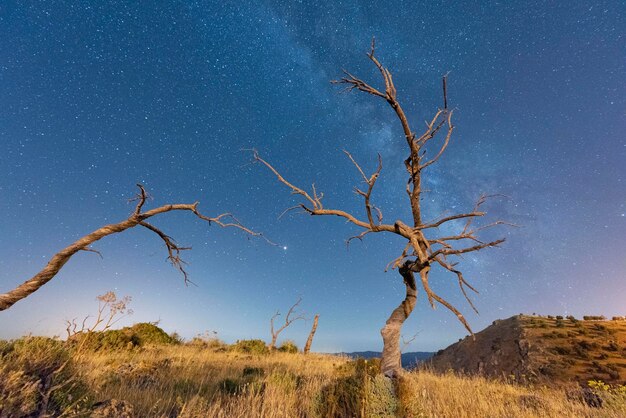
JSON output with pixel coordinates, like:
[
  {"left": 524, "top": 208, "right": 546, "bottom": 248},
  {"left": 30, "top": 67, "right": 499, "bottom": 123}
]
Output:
[
  {"left": 269, "top": 336, "right": 277, "bottom": 352},
  {"left": 304, "top": 314, "right": 319, "bottom": 354},
  {"left": 380, "top": 264, "right": 417, "bottom": 378}
]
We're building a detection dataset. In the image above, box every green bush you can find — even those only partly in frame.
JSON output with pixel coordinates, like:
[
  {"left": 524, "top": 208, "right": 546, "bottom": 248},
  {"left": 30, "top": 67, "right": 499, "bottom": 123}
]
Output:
[
  {"left": 71, "top": 322, "right": 175, "bottom": 351},
  {"left": 233, "top": 339, "right": 269, "bottom": 354},
  {"left": 583, "top": 315, "right": 606, "bottom": 321},
  {"left": 75, "top": 329, "right": 134, "bottom": 351},
  {"left": 278, "top": 340, "right": 299, "bottom": 353},
  {"left": 128, "top": 322, "right": 175, "bottom": 346}
]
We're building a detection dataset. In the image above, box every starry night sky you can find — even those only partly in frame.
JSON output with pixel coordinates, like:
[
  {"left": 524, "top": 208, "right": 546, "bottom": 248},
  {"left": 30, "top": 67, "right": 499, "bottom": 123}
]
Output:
[{"left": 1, "top": 1, "right": 624, "bottom": 352}]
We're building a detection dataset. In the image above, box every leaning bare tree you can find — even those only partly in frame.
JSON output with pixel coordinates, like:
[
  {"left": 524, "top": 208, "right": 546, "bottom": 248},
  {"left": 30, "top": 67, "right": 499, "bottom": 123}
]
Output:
[
  {"left": 269, "top": 297, "right": 306, "bottom": 351},
  {"left": 0, "top": 184, "right": 266, "bottom": 310},
  {"left": 303, "top": 314, "right": 319, "bottom": 354},
  {"left": 252, "top": 40, "right": 509, "bottom": 378}
]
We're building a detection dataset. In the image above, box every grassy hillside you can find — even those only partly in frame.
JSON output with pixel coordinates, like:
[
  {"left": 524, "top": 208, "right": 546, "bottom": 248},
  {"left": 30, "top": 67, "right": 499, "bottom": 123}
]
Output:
[
  {"left": 2, "top": 330, "right": 626, "bottom": 417},
  {"left": 429, "top": 315, "right": 626, "bottom": 386}
]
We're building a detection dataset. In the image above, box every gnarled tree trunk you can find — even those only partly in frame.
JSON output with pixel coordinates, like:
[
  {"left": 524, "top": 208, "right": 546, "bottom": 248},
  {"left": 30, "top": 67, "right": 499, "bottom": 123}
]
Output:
[
  {"left": 253, "top": 41, "right": 508, "bottom": 379},
  {"left": 380, "top": 263, "right": 417, "bottom": 378},
  {"left": 304, "top": 314, "right": 319, "bottom": 354}
]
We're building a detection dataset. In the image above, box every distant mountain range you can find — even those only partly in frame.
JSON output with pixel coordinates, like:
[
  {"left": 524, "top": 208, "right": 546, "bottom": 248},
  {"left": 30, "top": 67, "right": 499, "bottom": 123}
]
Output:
[{"left": 336, "top": 351, "right": 434, "bottom": 368}]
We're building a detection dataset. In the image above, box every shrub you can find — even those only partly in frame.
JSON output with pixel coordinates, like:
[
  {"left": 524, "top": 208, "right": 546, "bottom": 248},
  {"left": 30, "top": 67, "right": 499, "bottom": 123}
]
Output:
[
  {"left": 75, "top": 329, "right": 134, "bottom": 351},
  {"left": 128, "top": 322, "right": 175, "bottom": 346},
  {"left": 233, "top": 339, "right": 269, "bottom": 354},
  {"left": 556, "top": 315, "right": 564, "bottom": 320},
  {"left": 169, "top": 332, "right": 184, "bottom": 344},
  {"left": 0, "top": 337, "right": 91, "bottom": 416},
  {"left": 551, "top": 346, "right": 572, "bottom": 355},
  {"left": 71, "top": 322, "right": 175, "bottom": 351},
  {"left": 278, "top": 340, "right": 299, "bottom": 353},
  {"left": 315, "top": 359, "right": 377, "bottom": 417},
  {"left": 583, "top": 315, "right": 606, "bottom": 321}
]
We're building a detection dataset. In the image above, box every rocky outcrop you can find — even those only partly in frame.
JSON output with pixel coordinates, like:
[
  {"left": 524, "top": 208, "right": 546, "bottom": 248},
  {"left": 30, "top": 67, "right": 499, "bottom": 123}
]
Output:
[
  {"left": 428, "top": 316, "right": 534, "bottom": 380},
  {"left": 427, "top": 314, "right": 626, "bottom": 385}
]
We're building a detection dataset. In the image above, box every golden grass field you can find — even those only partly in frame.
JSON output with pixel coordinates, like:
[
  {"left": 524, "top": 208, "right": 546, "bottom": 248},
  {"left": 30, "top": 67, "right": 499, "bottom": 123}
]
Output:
[
  {"left": 79, "top": 347, "right": 626, "bottom": 417},
  {"left": 3, "top": 334, "right": 626, "bottom": 417}
]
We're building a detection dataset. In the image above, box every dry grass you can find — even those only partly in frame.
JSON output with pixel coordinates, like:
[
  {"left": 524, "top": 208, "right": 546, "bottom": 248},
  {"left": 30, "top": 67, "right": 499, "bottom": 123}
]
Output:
[
  {"left": 76, "top": 346, "right": 351, "bottom": 417},
  {"left": 522, "top": 316, "right": 626, "bottom": 384},
  {"left": 400, "top": 370, "right": 623, "bottom": 418},
  {"left": 3, "top": 338, "right": 626, "bottom": 417},
  {"left": 74, "top": 345, "right": 625, "bottom": 417}
]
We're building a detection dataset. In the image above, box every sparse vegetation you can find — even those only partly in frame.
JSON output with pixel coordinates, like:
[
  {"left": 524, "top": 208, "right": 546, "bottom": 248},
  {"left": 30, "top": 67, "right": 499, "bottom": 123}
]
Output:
[
  {"left": 1, "top": 320, "right": 625, "bottom": 417},
  {"left": 431, "top": 315, "right": 626, "bottom": 388},
  {"left": 71, "top": 322, "right": 177, "bottom": 351},
  {"left": 278, "top": 340, "right": 299, "bottom": 354},
  {"left": 584, "top": 316, "right": 607, "bottom": 321},
  {"left": 233, "top": 339, "right": 269, "bottom": 355}
]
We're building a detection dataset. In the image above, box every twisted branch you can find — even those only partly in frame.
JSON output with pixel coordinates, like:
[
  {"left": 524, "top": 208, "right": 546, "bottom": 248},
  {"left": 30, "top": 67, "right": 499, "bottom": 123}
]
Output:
[{"left": 0, "top": 184, "right": 267, "bottom": 310}]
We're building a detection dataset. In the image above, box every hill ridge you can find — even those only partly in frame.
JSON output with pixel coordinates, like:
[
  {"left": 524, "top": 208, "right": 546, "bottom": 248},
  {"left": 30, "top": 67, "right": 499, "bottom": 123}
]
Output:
[{"left": 429, "top": 314, "right": 626, "bottom": 385}]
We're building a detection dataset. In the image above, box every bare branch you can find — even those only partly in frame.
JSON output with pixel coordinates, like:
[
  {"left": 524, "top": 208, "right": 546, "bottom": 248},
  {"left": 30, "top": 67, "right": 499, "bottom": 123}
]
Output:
[
  {"left": 129, "top": 183, "right": 149, "bottom": 215},
  {"left": 269, "top": 297, "right": 306, "bottom": 351},
  {"left": 429, "top": 238, "right": 506, "bottom": 260},
  {"left": 278, "top": 205, "right": 304, "bottom": 220},
  {"left": 252, "top": 150, "right": 399, "bottom": 236},
  {"left": 433, "top": 256, "right": 479, "bottom": 314},
  {"left": 0, "top": 185, "right": 267, "bottom": 311},
  {"left": 401, "top": 331, "right": 419, "bottom": 353},
  {"left": 80, "top": 247, "right": 103, "bottom": 258},
  {"left": 385, "top": 242, "right": 412, "bottom": 272},
  {"left": 344, "top": 151, "right": 383, "bottom": 228},
  {"left": 442, "top": 72, "right": 449, "bottom": 110},
  {"left": 346, "top": 229, "right": 372, "bottom": 247},
  {"left": 418, "top": 211, "right": 486, "bottom": 230},
  {"left": 420, "top": 111, "right": 454, "bottom": 170},
  {"left": 139, "top": 221, "right": 192, "bottom": 285},
  {"left": 249, "top": 149, "right": 319, "bottom": 210}
]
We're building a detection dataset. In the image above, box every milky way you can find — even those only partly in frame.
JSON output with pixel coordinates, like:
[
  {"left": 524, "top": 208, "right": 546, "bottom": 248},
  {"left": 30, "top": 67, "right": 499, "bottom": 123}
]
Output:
[{"left": 1, "top": 1, "right": 624, "bottom": 352}]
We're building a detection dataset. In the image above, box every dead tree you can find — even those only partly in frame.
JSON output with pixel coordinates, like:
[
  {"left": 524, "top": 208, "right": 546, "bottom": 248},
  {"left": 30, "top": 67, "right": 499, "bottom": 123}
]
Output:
[
  {"left": 304, "top": 314, "right": 319, "bottom": 354},
  {"left": 65, "top": 291, "right": 132, "bottom": 339},
  {"left": 269, "top": 297, "right": 306, "bottom": 351},
  {"left": 252, "top": 40, "right": 511, "bottom": 378},
  {"left": 0, "top": 184, "right": 267, "bottom": 310}
]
